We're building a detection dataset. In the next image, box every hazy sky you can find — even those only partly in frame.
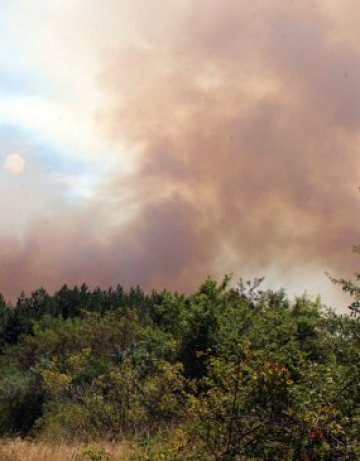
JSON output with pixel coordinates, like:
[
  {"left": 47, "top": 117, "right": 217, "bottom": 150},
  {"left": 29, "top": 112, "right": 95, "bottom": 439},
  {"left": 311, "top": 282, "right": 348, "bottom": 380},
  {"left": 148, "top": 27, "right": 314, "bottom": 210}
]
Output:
[{"left": 0, "top": 0, "right": 359, "bottom": 308}]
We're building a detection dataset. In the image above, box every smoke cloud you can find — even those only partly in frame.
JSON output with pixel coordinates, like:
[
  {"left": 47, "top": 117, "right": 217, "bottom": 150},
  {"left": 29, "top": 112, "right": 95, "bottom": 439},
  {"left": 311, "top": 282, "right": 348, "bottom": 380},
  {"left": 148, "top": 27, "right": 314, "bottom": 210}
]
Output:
[{"left": 0, "top": 0, "right": 359, "bottom": 305}]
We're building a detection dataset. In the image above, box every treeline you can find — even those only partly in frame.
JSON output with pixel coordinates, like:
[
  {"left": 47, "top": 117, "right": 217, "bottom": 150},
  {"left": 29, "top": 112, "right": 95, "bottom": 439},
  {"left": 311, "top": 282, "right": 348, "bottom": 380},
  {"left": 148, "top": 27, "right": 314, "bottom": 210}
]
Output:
[{"left": 0, "top": 277, "right": 358, "bottom": 459}]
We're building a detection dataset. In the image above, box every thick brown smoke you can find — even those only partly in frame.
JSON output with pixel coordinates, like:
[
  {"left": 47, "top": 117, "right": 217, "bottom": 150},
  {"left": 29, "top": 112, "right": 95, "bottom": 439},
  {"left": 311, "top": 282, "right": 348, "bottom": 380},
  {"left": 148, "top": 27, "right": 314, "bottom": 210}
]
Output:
[
  {"left": 98, "top": 1, "right": 360, "bottom": 283},
  {"left": 0, "top": 0, "right": 359, "bottom": 303}
]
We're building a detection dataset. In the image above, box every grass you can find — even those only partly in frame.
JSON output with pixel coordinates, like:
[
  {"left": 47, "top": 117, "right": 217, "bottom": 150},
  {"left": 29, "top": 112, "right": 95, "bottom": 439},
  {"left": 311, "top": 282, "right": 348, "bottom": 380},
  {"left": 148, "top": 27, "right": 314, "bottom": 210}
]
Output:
[{"left": 0, "top": 439, "right": 130, "bottom": 461}]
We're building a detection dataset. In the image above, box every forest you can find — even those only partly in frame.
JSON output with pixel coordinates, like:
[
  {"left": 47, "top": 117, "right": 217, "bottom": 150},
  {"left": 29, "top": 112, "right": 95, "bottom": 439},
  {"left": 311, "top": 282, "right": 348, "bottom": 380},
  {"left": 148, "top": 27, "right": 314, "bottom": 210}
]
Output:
[{"left": 0, "top": 274, "right": 358, "bottom": 460}]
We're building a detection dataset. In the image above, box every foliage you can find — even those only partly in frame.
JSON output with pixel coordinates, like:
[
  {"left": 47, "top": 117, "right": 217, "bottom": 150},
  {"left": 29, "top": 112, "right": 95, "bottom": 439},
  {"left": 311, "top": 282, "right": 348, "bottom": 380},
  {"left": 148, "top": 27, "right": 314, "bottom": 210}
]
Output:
[
  {"left": 0, "top": 277, "right": 358, "bottom": 459},
  {"left": 83, "top": 445, "right": 111, "bottom": 461}
]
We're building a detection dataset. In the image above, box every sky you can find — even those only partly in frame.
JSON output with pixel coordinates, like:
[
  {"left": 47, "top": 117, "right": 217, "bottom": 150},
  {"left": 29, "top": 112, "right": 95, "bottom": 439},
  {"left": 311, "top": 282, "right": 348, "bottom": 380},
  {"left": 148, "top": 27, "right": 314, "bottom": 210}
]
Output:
[{"left": 0, "top": 0, "right": 359, "bottom": 309}]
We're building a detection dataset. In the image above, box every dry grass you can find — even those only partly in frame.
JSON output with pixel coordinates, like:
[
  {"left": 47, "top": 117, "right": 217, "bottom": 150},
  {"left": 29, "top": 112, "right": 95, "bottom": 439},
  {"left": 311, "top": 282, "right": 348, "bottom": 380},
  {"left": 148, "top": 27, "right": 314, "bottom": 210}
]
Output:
[{"left": 0, "top": 439, "right": 130, "bottom": 461}]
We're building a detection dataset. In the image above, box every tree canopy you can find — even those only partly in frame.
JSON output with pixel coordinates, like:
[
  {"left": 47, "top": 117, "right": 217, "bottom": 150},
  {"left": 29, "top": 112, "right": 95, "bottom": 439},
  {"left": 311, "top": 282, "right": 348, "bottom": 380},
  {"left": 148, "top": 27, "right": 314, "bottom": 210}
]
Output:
[{"left": 0, "top": 277, "right": 358, "bottom": 459}]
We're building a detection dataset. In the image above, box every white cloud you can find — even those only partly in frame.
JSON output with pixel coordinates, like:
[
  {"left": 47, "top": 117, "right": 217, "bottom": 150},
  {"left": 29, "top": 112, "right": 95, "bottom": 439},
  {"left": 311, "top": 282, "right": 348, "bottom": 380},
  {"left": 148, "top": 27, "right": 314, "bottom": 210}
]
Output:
[{"left": 0, "top": 0, "right": 135, "bottom": 173}]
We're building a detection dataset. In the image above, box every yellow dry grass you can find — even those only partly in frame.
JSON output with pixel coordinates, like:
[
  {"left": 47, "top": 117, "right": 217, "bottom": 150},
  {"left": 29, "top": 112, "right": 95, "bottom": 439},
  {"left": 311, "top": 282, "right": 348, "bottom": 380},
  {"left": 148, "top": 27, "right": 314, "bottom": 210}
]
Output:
[{"left": 0, "top": 439, "right": 130, "bottom": 461}]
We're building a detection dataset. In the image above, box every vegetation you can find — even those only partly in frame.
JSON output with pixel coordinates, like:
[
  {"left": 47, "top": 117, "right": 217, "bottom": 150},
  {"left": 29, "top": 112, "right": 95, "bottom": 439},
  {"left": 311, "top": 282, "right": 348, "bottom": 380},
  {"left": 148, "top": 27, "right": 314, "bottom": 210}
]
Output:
[
  {"left": 0, "top": 439, "right": 127, "bottom": 461},
  {"left": 0, "top": 276, "right": 358, "bottom": 460}
]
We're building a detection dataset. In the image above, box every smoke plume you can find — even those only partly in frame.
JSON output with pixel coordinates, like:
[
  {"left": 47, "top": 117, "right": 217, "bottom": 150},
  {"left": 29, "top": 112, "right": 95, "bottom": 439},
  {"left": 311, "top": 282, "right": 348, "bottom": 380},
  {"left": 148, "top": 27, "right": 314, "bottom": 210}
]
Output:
[{"left": 1, "top": 0, "right": 359, "bottom": 305}]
